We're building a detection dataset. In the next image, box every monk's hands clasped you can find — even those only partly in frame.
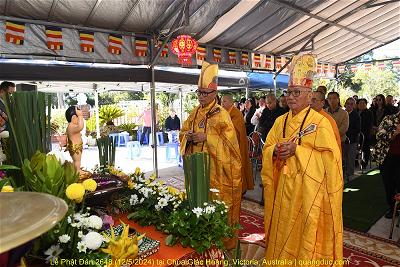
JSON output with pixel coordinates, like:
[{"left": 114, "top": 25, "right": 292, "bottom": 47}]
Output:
[
  {"left": 275, "top": 142, "right": 297, "bottom": 160},
  {"left": 186, "top": 131, "right": 207, "bottom": 143}
]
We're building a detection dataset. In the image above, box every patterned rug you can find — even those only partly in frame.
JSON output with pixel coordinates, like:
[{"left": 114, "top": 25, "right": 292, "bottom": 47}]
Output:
[{"left": 240, "top": 199, "right": 400, "bottom": 267}]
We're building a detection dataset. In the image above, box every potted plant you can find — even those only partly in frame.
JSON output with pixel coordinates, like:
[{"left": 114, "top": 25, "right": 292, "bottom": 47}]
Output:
[
  {"left": 50, "top": 110, "right": 68, "bottom": 147},
  {"left": 117, "top": 123, "right": 138, "bottom": 141}
]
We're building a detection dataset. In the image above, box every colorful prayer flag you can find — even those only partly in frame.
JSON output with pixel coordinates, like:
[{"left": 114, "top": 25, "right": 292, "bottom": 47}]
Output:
[
  {"left": 276, "top": 57, "right": 282, "bottom": 69},
  {"left": 241, "top": 51, "right": 249, "bottom": 66},
  {"left": 351, "top": 65, "right": 358, "bottom": 73},
  {"left": 377, "top": 62, "right": 386, "bottom": 70},
  {"left": 213, "top": 48, "right": 222, "bottom": 63},
  {"left": 5, "top": 21, "right": 25, "bottom": 45},
  {"left": 108, "top": 34, "right": 122, "bottom": 55},
  {"left": 79, "top": 30, "right": 94, "bottom": 53},
  {"left": 157, "top": 41, "right": 169, "bottom": 58},
  {"left": 135, "top": 37, "right": 148, "bottom": 57},
  {"left": 265, "top": 55, "right": 273, "bottom": 69},
  {"left": 364, "top": 63, "right": 372, "bottom": 71},
  {"left": 196, "top": 46, "right": 206, "bottom": 61},
  {"left": 317, "top": 63, "right": 322, "bottom": 74},
  {"left": 338, "top": 65, "right": 345, "bottom": 73},
  {"left": 46, "top": 26, "right": 63, "bottom": 50},
  {"left": 253, "top": 53, "right": 261, "bottom": 68},
  {"left": 323, "top": 64, "right": 329, "bottom": 74},
  {"left": 228, "top": 50, "right": 236, "bottom": 64},
  {"left": 392, "top": 60, "right": 400, "bottom": 69}
]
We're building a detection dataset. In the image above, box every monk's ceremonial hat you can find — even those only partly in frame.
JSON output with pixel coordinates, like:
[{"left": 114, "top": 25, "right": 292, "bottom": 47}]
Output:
[
  {"left": 198, "top": 61, "right": 218, "bottom": 90},
  {"left": 288, "top": 54, "right": 317, "bottom": 89}
]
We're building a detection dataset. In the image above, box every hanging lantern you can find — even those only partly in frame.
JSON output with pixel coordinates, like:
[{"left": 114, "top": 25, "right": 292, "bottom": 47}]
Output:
[{"left": 171, "top": 35, "right": 198, "bottom": 65}]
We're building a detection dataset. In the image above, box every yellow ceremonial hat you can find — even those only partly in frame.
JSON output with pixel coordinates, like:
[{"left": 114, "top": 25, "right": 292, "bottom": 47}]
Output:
[
  {"left": 288, "top": 54, "right": 317, "bottom": 89},
  {"left": 198, "top": 61, "right": 218, "bottom": 90}
]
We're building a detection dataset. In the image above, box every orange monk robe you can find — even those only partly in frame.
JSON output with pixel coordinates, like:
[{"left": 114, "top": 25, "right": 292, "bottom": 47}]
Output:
[
  {"left": 261, "top": 107, "right": 343, "bottom": 266},
  {"left": 320, "top": 109, "right": 342, "bottom": 152},
  {"left": 228, "top": 106, "right": 254, "bottom": 192},
  {"left": 179, "top": 99, "right": 242, "bottom": 249}
]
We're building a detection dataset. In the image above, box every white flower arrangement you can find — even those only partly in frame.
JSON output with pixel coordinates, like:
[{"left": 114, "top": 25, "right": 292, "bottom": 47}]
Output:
[
  {"left": 210, "top": 188, "right": 219, "bottom": 193},
  {"left": 58, "top": 234, "right": 70, "bottom": 244},
  {"left": 77, "top": 241, "right": 87, "bottom": 253},
  {"left": 130, "top": 194, "right": 139, "bottom": 205},
  {"left": 45, "top": 208, "right": 107, "bottom": 261},
  {"left": 44, "top": 244, "right": 63, "bottom": 263},
  {"left": 192, "top": 207, "right": 203, "bottom": 218},
  {"left": 83, "top": 232, "right": 104, "bottom": 250},
  {"left": 0, "top": 131, "right": 9, "bottom": 138}
]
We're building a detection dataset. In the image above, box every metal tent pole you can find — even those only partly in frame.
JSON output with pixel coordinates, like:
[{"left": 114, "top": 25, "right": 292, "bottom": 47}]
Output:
[
  {"left": 179, "top": 87, "right": 183, "bottom": 127},
  {"left": 150, "top": 66, "right": 158, "bottom": 177},
  {"left": 94, "top": 84, "right": 100, "bottom": 138}
]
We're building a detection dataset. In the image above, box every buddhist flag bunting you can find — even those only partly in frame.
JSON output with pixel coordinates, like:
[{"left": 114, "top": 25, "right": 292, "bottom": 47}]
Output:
[
  {"left": 135, "top": 37, "right": 148, "bottom": 57},
  {"left": 253, "top": 53, "right": 261, "bottom": 67},
  {"left": 5, "top": 21, "right": 25, "bottom": 45},
  {"left": 351, "top": 65, "right": 358, "bottom": 73},
  {"left": 283, "top": 57, "right": 291, "bottom": 72},
  {"left": 241, "top": 51, "right": 249, "bottom": 65},
  {"left": 276, "top": 57, "right": 282, "bottom": 69},
  {"left": 364, "top": 63, "right": 372, "bottom": 71},
  {"left": 323, "top": 64, "right": 329, "bottom": 74},
  {"left": 213, "top": 48, "right": 222, "bottom": 62},
  {"left": 46, "top": 26, "right": 63, "bottom": 50},
  {"left": 338, "top": 65, "right": 345, "bottom": 73},
  {"left": 108, "top": 34, "right": 122, "bottom": 55},
  {"left": 317, "top": 63, "right": 322, "bottom": 74},
  {"left": 228, "top": 50, "right": 236, "bottom": 64},
  {"left": 265, "top": 55, "right": 273, "bottom": 69},
  {"left": 392, "top": 60, "right": 400, "bottom": 69},
  {"left": 330, "top": 65, "right": 336, "bottom": 74},
  {"left": 196, "top": 46, "right": 206, "bottom": 61},
  {"left": 79, "top": 30, "right": 94, "bottom": 53},
  {"left": 157, "top": 41, "right": 169, "bottom": 58},
  {"left": 378, "top": 62, "right": 385, "bottom": 70}
]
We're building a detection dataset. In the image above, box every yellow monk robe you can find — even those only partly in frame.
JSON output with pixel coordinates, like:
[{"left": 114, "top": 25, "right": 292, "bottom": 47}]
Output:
[
  {"left": 228, "top": 105, "right": 254, "bottom": 192},
  {"left": 320, "top": 109, "right": 342, "bottom": 152},
  {"left": 262, "top": 107, "right": 343, "bottom": 265},
  {"left": 180, "top": 99, "right": 242, "bottom": 249}
]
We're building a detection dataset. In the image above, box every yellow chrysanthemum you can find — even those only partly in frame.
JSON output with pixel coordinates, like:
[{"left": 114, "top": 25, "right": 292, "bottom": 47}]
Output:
[
  {"left": 66, "top": 183, "right": 85, "bottom": 200},
  {"left": 134, "top": 167, "right": 141, "bottom": 175},
  {"left": 75, "top": 197, "right": 83, "bottom": 203},
  {"left": 158, "top": 180, "right": 164, "bottom": 186},
  {"left": 145, "top": 179, "right": 151, "bottom": 185},
  {"left": 82, "top": 179, "right": 97, "bottom": 192},
  {"left": 1, "top": 185, "right": 14, "bottom": 192},
  {"left": 127, "top": 180, "right": 135, "bottom": 189}
]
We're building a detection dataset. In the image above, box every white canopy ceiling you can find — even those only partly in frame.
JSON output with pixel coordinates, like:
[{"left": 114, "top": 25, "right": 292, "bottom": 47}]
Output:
[{"left": 1, "top": 0, "right": 398, "bottom": 64}]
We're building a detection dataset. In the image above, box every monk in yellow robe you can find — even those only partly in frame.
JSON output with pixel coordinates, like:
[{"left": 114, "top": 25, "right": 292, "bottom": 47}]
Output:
[
  {"left": 311, "top": 91, "right": 342, "bottom": 151},
  {"left": 262, "top": 55, "right": 343, "bottom": 266},
  {"left": 179, "top": 62, "right": 242, "bottom": 249},
  {"left": 221, "top": 94, "right": 254, "bottom": 193}
]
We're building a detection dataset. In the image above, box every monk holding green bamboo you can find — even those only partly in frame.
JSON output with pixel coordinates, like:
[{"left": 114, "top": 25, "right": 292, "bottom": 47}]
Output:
[
  {"left": 261, "top": 55, "right": 343, "bottom": 266},
  {"left": 179, "top": 61, "right": 242, "bottom": 249}
]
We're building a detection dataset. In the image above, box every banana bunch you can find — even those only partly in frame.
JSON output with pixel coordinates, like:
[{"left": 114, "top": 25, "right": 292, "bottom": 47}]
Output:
[{"left": 102, "top": 223, "right": 145, "bottom": 267}]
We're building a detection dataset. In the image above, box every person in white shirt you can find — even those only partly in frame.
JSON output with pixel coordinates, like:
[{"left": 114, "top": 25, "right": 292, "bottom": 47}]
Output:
[{"left": 251, "top": 96, "right": 266, "bottom": 131}]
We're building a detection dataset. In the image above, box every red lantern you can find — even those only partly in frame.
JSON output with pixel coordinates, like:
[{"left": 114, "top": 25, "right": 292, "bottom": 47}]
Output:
[{"left": 171, "top": 35, "right": 198, "bottom": 65}]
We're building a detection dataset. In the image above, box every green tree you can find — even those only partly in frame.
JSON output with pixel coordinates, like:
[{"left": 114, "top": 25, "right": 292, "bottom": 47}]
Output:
[{"left": 353, "top": 66, "right": 400, "bottom": 98}]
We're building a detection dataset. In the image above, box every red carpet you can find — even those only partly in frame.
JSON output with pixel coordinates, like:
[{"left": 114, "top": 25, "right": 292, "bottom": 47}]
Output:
[{"left": 239, "top": 209, "right": 399, "bottom": 267}]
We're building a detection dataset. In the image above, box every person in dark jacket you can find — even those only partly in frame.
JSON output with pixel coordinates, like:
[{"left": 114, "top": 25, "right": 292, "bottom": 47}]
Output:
[
  {"left": 343, "top": 97, "right": 361, "bottom": 179},
  {"left": 370, "top": 94, "right": 393, "bottom": 145},
  {"left": 357, "top": 98, "right": 373, "bottom": 168},
  {"left": 165, "top": 109, "right": 180, "bottom": 143},
  {"left": 243, "top": 98, "right": 256, "bottom": 135},
  {"left": 258, "top": 93, "right": 285, "bottom": 141},
  {"left": 0, "top": 81, "right": 15, "bottom": 132}
]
